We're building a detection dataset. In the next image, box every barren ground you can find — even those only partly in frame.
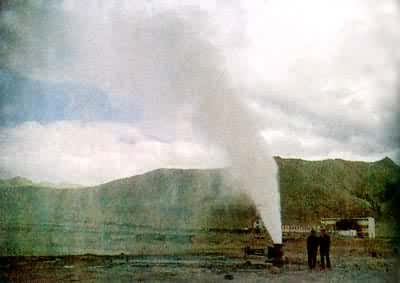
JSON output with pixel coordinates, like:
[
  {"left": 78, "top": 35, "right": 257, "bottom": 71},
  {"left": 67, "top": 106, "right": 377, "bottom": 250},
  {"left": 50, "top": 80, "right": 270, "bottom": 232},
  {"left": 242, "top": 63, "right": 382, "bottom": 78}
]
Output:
[{"left": 0, "top": 238, "right": 398, "bottom": 283}]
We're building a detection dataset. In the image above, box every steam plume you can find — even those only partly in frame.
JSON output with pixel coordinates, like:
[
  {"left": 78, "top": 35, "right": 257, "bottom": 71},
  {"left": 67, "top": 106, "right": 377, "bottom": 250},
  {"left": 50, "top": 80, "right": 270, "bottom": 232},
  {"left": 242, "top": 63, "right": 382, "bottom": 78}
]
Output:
[{"left": 0, "top": 1, "right": 282, "bottom": 243}]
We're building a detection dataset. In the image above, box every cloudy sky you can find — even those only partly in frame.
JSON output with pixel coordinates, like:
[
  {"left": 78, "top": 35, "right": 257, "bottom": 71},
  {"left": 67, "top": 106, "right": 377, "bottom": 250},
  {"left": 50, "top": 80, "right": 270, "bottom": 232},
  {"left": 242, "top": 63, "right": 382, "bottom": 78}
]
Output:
[{"left": 0, "top": 0, "right": 399, "bottom": 185}]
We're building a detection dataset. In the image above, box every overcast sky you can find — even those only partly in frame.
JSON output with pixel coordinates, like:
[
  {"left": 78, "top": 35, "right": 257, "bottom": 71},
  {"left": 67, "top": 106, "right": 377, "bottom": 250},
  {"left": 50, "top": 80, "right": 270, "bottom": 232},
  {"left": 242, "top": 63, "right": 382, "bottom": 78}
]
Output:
[{"left": 0, "top": 0, "right": 399, "bottom": 185}]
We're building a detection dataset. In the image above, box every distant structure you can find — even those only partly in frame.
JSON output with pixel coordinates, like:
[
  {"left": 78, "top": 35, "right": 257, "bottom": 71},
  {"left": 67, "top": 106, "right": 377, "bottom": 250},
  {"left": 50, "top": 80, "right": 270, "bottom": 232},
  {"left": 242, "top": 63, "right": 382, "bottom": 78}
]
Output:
[
  {"left": 282, "top": 224, "right": 313, "bottom": 234},
  {"left": 281, "top": 217, "right": 376, "bottom": 239},
  {"left": 320, "top": 217, "right": 375, "bottom": 239}
]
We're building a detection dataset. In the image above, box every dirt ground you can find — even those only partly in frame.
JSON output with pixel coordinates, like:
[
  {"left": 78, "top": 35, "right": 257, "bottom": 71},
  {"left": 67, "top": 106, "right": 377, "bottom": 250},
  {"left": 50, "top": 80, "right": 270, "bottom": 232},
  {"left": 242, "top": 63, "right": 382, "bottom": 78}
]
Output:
[{"left": 0, "top": 238, "right": 398, "bottom": 283}]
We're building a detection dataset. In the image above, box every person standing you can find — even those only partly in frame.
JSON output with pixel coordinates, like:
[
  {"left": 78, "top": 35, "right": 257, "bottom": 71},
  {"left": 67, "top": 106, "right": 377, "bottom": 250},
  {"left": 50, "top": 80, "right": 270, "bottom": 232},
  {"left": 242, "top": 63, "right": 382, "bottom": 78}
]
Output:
[
  {"left": 307, "top": 229, "right": 319, "bottom": 270},
  {"left": 319, "top": 228, "right": 331, "bottom": 269}
]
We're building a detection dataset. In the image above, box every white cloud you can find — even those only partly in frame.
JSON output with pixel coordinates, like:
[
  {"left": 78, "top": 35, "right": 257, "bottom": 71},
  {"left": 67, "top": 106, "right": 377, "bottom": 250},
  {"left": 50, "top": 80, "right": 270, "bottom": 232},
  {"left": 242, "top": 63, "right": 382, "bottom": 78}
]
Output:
[
  {"left": 0, "top": 118, "right": 395, "bottom": 186},
  {"left": 262, "top": 128, "right": 398, "bottom": 163},
  {"left": 0, "top": 121, "right": 225, "bottom": 185}
]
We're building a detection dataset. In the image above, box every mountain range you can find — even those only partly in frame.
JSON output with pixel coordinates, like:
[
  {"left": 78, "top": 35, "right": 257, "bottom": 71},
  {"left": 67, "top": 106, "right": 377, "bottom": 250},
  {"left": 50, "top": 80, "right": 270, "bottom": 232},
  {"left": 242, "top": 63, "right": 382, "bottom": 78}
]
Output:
[{"left": 0, "top": 157, "right": 399, "bottom": 255}]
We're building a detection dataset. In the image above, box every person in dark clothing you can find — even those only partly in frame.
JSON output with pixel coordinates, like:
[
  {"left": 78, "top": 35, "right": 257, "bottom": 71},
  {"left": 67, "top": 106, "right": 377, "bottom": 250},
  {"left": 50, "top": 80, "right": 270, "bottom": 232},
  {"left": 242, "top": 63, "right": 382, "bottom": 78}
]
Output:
[
  {"left": 307, "top": 229, "right": 319, "bottom": 270},
  {"left": 319, "top": 228, "right": 331, "bottom": 269}
]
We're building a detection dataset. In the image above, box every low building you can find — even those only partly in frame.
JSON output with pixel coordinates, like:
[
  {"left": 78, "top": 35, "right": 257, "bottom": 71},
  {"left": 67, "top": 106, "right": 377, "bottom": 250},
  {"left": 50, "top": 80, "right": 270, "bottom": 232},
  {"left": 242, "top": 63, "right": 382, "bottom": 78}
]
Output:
[{"left": 320, "top": 217, "right": 375, "bottom": 238}]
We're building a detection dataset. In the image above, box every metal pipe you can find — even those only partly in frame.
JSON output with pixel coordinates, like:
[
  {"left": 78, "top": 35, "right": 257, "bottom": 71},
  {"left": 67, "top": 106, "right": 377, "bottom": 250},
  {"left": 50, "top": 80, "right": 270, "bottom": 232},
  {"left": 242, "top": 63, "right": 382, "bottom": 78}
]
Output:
[{"left": 267, "top": 244, "right": 284, "bottom": 267}]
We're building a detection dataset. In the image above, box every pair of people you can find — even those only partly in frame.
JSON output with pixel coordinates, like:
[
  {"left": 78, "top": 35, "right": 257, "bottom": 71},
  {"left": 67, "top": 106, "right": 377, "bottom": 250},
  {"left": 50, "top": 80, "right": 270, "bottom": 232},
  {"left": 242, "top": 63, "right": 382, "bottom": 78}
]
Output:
[{"left": 307, "top": 228, "right": 331, "bottom": 270}]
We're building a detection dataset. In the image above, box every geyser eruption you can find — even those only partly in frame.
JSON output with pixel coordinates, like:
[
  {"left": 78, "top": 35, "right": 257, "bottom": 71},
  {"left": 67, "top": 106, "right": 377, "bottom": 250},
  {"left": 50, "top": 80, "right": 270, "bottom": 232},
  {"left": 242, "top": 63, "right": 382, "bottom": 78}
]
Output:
[
  {"left": 195, "top": 90, "right": 282, "bottom": 243},
  {"left": 0, "top": 1, "right": 282, "bottom": 243}
]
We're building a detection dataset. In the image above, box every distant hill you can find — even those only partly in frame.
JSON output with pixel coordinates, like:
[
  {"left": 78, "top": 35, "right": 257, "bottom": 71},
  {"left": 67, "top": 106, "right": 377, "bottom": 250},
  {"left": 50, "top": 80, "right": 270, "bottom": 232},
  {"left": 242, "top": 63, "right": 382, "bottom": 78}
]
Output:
[
  {"left": 1, "top": 157, "right": 399, "bottom": 227},
  {"left": 37, "top": 181, "right": 84, "bottom": 189},
  {"left": 0, "top": 169, "right": 257, "bottom": 255},
  {"left": 0, "top": 157, "right": 399, "bottom": 255},
  {"left": 0, "top": 176, "right": 34, "bottom": 187},
  {"left": 0, "top": 169, "right": 255, "bottom": 230},
  {"left": 0, "top": 177, "right": 83, "bottom": 189},
  {"left": 276, "top": 157, "right": 400, "bottom": 224}
]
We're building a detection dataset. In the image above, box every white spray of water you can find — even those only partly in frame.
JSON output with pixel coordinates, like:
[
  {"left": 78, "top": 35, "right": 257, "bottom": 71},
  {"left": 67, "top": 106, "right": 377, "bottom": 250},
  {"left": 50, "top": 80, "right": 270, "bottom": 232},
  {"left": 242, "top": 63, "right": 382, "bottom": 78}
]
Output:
[{"left": 0, "top": 1, "right": 282, "bottom": 243}]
